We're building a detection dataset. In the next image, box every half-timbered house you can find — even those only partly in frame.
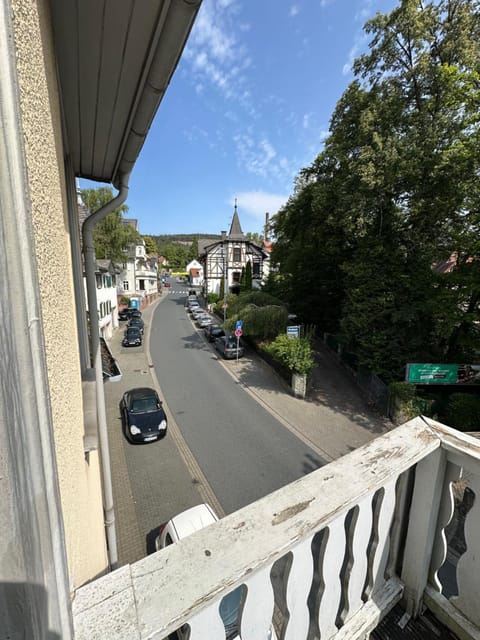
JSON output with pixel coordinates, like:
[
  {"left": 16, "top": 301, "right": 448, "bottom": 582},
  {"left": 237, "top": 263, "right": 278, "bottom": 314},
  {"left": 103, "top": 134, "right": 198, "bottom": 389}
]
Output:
[{"left": 199, "top": 205, "right": 267, "bottom": 295}]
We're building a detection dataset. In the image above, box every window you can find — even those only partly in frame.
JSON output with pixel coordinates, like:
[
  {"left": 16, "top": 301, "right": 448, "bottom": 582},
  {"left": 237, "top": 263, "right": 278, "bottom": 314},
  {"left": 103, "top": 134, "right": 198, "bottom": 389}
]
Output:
[
  {"left": 105, "top": 275, "right": 112, "bottom": 288},
  {"left": 252, "top": 262, "right": 260, "bottom": 275},
  {"left": 232, "top": 271, "right": 240, "bottom": 283},
  {"left": 233, "top": 247, "right": 241, "bottom": 262},
  {"left": 96, "top": 274, "right": 102, "bottom": 289},
  {"left": 139, "top": 279, "right": 145, "bottom": 291},
  {"left": 123, "top": 281, "right": 129, "bottom": 291}
]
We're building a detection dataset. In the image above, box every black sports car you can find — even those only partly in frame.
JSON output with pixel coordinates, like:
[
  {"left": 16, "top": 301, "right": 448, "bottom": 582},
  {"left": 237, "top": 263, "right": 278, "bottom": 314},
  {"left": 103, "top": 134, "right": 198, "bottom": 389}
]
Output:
[
  {"left": 121, "top": 387, "right": 168, "bottom": 443},
  {"left": 122, "top": 327, "right": 142, "bottom": 347}
]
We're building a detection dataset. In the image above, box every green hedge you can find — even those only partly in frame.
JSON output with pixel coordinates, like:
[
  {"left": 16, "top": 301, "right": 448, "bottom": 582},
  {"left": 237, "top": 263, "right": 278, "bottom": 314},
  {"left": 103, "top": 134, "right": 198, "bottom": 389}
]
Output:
[
  {"left": 445, "top": 393, "right": 480, "bottom": 431},
  {"left": 264, "top": 334, "right": 314, "bottom": 375}
]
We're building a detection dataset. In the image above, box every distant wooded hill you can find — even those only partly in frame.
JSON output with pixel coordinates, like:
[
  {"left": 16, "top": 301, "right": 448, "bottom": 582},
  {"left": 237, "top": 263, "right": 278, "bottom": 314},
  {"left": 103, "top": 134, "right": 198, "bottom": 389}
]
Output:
[{"left": 151, "top": 234, "right": 220, "bottom": 246}]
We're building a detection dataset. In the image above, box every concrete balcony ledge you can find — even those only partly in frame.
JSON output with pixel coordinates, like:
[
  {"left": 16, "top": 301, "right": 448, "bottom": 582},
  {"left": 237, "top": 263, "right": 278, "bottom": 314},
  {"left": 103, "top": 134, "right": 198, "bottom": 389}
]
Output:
[
  {"left": 101, "top": 337, "right": 122, "bottom": 382},
  {"left": 73, "top": 417, "right": 480, "bottom": 640}
]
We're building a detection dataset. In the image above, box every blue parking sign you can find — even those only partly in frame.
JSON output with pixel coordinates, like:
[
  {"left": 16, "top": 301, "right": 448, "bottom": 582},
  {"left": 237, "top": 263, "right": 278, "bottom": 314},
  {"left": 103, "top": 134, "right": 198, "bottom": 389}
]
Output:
[{"left": 236, "top": 320, "right": 243, "bottom": 330}]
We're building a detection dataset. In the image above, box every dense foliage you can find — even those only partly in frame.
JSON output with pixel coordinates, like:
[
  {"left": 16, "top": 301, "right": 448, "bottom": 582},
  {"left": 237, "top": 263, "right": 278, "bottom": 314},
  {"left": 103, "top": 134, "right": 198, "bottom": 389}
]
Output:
[
  {"left": 80, "top": 187, "right": 138, "bottom": 262},
  {"left": 271, "top": 0, "right": 480, "bottom": 382},
  {"left": 445, "top": 393, "right": 480, "bottom": 431},
  {"left": 264, "top": 335, "right": 315, "bottom": 375},
  {"left": 220, "top": 291, "right": 289, "bottom": 339},
  {"left": 156, "top": 240, "right": 199, "bottom": 270}
]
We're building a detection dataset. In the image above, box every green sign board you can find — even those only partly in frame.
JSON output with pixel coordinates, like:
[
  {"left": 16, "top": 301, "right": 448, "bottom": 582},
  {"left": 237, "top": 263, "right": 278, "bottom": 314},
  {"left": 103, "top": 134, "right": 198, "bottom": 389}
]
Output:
[{"left": 406, "top": 363, "right": 480, "bottom": 385}]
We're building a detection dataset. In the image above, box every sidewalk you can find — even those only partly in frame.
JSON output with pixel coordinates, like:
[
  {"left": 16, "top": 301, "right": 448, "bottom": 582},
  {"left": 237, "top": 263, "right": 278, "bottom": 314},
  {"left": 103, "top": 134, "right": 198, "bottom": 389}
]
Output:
[
  {"left": 218, "top": 334, "right": 390, "bottom": 463},
  {"left": 106, "top": 291, "right": 391, "bottom": 565}
]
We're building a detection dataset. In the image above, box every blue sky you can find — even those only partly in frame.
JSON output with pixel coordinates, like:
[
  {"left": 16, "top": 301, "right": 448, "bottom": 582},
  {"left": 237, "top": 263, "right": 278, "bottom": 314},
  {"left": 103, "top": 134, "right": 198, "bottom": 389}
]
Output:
[{"left": 83, "top": 0, "right": 399, "bottom": 237}]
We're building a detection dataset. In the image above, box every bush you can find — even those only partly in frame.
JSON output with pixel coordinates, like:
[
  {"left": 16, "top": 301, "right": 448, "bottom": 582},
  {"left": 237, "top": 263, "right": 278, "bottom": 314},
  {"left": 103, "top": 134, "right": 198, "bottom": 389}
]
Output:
[
  {"left": 389, "top": 382, "right": 416, "bottom": 403},
  {"left": 120, "top": 295, "right": 130, "bottom": 305},
  {"left": 206, "top": 292, "right": 220, "bottom": 305},
  {"left": 445, "top": 393, "right": 480, "bottom": 431},
  {"left": 264, "top": 334, "right": 314, "bottom": 375},
  {"left": 225, "top": 304, "right": 289, "bottom": 339},
  {"left": 227, "top": 291, "right": 285, "bottom": 317}
]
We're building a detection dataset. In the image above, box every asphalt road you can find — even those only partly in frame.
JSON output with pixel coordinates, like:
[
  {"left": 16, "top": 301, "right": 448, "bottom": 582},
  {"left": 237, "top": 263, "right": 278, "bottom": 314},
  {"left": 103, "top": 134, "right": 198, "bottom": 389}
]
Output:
[{"left": 149, "top": 285, "right": 326, "bottom": 515}]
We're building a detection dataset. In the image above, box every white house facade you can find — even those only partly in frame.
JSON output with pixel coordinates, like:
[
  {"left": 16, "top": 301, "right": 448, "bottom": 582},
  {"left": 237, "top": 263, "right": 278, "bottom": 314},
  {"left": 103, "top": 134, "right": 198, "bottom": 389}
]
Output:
[
  {"left": 118, "top": 220, "right": 159, "bottom": 305},
  {"left": 84, "top": 260, "right": 121, "bottom": 340},
  {"left": 186, "top": 259, "right": 203, "bottom": 286}
]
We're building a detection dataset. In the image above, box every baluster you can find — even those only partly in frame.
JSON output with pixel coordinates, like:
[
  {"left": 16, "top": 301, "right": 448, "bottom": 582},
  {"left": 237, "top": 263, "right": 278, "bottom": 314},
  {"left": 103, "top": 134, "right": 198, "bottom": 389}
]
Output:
[
  {"left": 316, "top": 516, "right": 346, "bottom": 639},
  {"left": 188, "top": 600, "right": 226, "bottom": 639},
  {"left": 368, "top": 479, "right": 397, "bottom": 595},
  {"left": 283, "top": 535, "right": 315, "bottom": 640},
  {"left": 451, "top": 472, "right": 480, "bottom": 627},
  {"left": 241, "top": 566, "right": 275, "bottom": 640},
  {"left": 340, "top": 494, "right": 373, "bottom": 624},
  {"left": 429, "top": 462, "right": 462, "bottom": 592}
]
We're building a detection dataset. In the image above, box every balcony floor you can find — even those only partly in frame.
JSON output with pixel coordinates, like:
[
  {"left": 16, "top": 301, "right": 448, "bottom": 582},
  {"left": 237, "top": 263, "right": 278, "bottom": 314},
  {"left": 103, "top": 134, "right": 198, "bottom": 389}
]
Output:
[{"left": 373, "top": 604, "right": 460, "bottom": 640}]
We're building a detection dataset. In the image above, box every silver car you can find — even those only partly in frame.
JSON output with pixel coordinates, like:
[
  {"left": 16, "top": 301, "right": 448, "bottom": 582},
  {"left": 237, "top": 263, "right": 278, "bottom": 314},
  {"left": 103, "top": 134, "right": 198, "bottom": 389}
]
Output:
[{"left": 197, "top": 314, "right": 213, "bottom": 328}]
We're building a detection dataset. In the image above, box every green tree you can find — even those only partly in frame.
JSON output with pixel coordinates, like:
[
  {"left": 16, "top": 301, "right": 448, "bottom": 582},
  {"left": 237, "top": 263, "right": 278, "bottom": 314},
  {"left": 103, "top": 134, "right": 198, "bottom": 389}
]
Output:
[
  {"left": 189, "top": 236, "right": 199, "bottom": 261},
  {"left": 239, "top": 266, "right": 246, "bottom": 290},
  {"left": 80, "top": 187, "right": 138, "bottom": 261},
  {"left": 272, "top": 0, "right": 480, "bottom": 380},
  {"left": 245, "top": 260, "right": 253, "bottom": 291},
  {"left": 246, "top": 231, "right": 264, "bottom": 245},
  {"left": 162, "top": 243, "right": 190, "bottom": 270},
  {"left": 143, "top": 235, "right": 158, "bottom": 254}
]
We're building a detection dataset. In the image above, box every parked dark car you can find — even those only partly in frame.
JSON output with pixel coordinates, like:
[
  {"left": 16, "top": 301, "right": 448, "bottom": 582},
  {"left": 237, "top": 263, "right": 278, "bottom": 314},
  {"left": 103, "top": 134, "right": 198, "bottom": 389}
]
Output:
[
  {"left": 204, "top": 325, "right": 225, "bottom": 342},
  {"left": 214, "top": 334, "right": 244, "bottom": 359},
  {"left": 122, "top": 326, "right": 142, "bottom": 347},
  {"left": 128, "top": 317, "right": 144, "bottom": 334},
  {"left": 119, "top": 308, "right": 142, "bottom": 321},
  {"left": 121, "top": 387, "right": 167, "bottom": 443}
]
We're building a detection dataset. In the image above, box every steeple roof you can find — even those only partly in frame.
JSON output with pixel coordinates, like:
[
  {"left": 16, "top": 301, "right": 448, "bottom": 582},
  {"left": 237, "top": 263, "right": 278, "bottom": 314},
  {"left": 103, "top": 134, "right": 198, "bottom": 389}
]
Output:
[{"left": 228, "top": 199, "right": 246, "bottom": 240}]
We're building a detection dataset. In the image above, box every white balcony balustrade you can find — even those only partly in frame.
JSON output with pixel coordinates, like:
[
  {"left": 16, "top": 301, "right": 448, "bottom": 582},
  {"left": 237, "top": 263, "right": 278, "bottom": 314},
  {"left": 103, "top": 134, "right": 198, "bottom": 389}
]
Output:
[{"left": 73, "top": 417, "right": 480, "bottom": 640}]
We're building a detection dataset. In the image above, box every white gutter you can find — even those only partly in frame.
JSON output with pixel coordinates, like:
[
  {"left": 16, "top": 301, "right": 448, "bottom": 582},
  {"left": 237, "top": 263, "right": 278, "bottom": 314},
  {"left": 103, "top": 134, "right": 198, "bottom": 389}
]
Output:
[{"left": 82, "top": 172, "right": 130, "bottom": 570}]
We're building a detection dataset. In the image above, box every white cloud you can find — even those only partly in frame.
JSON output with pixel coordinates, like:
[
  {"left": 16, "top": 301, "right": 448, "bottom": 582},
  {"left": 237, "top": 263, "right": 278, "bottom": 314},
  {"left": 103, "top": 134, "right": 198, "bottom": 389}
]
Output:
[
  {"left": 342, "top": 32, "right": 367, "bottom": 75},
  {"left": 303, "top": 112, "right": 312, "bottom": 129},
  {"left": 185, "top": 0, "right": 249, "bottom": 98},
  {"left": 290, "top": 5, "right": 299, "bottom": 17},
  {"left": 232, "top": 191, "right": 289, "bottom": 220}
]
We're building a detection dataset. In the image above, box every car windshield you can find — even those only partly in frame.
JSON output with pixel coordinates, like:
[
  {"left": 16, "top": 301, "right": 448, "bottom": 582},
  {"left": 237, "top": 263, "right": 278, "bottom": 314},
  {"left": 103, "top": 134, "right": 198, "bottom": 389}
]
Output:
[
  {"left": 126, "top": 328, "right": 140, "bottom": 335},
  {"left": 225, "top": 338, "right": 237, "bottom": 348},
  {"left": 131, "top": 397, "right": 158, "bottom": 413}
]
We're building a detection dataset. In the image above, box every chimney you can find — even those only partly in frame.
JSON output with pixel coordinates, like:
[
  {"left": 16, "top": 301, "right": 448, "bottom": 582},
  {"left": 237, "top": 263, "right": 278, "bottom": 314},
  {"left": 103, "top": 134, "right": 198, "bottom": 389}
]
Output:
[{"left": 221, "top": 230, "right": 227, "bottom": 241}]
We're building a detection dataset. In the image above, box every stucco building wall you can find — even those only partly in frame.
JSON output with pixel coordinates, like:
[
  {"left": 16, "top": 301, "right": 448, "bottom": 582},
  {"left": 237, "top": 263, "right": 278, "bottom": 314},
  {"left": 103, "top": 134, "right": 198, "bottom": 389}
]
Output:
[{"left": 11, "top": 0, "right": 107, "bottom": 589}]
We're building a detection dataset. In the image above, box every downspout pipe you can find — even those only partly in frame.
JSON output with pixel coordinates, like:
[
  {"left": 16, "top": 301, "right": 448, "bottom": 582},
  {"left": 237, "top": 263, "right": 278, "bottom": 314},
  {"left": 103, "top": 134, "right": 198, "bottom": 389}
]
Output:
[{"left": 82, "top": 171, "right": 130, "bottom": 570}]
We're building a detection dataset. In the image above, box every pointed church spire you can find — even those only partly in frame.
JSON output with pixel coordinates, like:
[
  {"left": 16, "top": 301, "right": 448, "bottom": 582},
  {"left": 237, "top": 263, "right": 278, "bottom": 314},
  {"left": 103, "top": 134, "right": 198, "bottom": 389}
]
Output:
[{"left": 228, "top": 198, "right": 245, "bottom": 240}]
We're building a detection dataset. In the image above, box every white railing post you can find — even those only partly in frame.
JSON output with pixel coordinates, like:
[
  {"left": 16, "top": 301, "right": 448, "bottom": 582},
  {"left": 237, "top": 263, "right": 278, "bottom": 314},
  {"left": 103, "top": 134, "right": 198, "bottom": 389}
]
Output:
[
  {"left": 401, "top": 448, "right": 447, "bottom": 616},
  {"left": 451, "top": 470, "right": 480, "bottom": 628}
]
